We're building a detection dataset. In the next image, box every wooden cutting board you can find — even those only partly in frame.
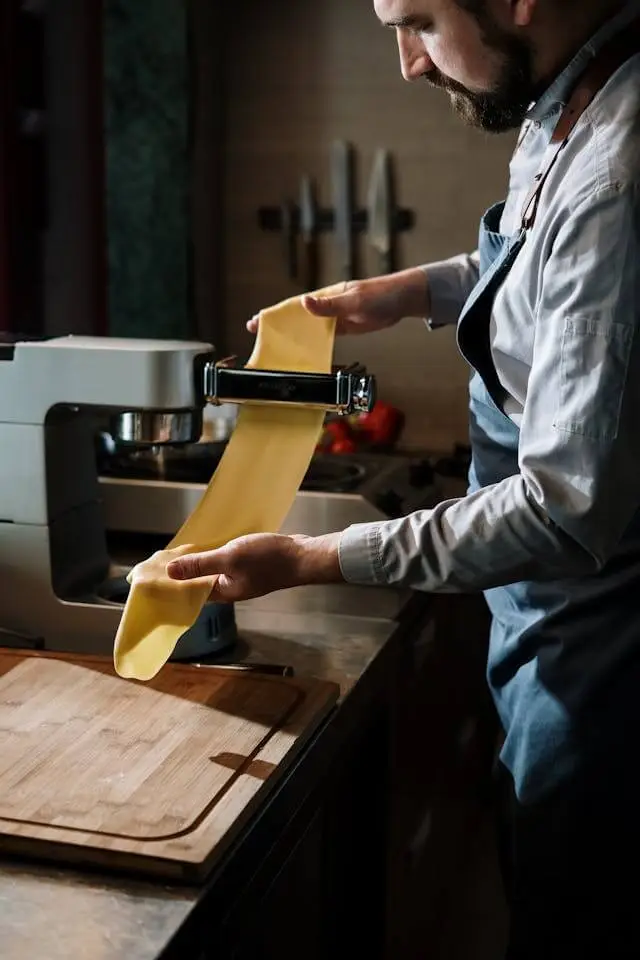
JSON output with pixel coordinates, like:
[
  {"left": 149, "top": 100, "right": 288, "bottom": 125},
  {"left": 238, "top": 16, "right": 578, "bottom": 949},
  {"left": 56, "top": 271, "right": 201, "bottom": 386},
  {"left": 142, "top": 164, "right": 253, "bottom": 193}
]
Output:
[{"left": 0, "top": 650, "right": 338, "bottom": 881}]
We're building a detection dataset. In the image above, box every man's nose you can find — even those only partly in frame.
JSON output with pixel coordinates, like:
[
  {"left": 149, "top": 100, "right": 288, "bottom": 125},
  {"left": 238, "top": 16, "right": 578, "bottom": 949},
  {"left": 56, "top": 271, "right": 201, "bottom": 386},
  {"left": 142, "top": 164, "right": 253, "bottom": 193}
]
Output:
[{"left": 396, "top": 28, "right": 432, "bottom": 81}]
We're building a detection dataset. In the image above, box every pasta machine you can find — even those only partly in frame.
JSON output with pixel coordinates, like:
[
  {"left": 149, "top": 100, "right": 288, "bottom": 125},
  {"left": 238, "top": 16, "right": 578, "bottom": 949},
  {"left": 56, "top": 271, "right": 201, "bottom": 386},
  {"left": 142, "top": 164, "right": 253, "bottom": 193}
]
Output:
[{"left": 0, "top": 335, "right": 376, "bottom": 657}]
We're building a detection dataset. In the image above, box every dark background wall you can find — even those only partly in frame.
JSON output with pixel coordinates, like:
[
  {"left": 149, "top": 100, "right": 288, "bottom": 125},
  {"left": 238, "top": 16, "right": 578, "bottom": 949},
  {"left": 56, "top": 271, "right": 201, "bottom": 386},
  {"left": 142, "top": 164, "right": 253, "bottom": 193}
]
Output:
[
  {"left": 220, "top": 0, "right": 515, "bottom": 448},
  {"left": 5, "top": 0, "right": 516, "bottom": 449},
  {"left": 104, "top": 0, "right": 190, "bottom": 339}
]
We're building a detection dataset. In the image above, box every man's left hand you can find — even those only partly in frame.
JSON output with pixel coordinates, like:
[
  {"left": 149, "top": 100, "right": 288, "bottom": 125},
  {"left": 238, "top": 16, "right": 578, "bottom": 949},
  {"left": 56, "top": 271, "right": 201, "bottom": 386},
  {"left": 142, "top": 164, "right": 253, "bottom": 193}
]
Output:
[{"left": 166, "top": 532, "right": 344, "bottom": 603}]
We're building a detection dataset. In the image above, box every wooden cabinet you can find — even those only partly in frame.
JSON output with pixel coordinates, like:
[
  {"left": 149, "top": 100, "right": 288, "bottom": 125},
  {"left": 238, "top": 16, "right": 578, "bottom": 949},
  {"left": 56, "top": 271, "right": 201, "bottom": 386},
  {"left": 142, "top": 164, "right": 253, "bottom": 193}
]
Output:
[
  {"left": 385, "top": 594, "right": 497, "bottom": 960},
  {"left": 209, "top": 709, "right": 391, "bottom": 960},
  {"left": 195, "top": 598, "right": 496, "bottom": 960},
  {"left": 227, "top": 811, "right": 327, "bottom": 960}
]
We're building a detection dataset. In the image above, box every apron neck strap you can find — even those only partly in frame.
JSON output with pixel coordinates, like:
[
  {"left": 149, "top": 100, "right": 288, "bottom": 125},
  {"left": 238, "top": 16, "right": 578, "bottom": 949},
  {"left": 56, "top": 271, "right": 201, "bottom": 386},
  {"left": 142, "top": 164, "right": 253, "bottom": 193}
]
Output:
[{"left": 521, "top": 20, "right": 640, "bottom": 230}]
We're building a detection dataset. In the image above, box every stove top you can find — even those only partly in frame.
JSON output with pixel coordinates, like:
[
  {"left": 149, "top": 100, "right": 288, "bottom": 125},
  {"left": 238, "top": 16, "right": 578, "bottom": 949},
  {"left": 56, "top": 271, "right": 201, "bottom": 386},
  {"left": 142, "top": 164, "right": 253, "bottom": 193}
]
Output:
[
  {"left": 97, "top": 441, "right": 471, "bottom": 540},
  {"left": 99, "top": 445, "right": 371, "bottom": 493},
  {"left": 98, "top": 446, "right": 441, "bottom": 538}
]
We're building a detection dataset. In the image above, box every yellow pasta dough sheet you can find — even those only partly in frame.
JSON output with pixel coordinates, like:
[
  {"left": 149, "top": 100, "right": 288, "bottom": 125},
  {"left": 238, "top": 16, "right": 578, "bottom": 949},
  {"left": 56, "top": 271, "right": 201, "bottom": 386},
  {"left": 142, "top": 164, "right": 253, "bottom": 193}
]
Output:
[{"left": 113, "top": 289, "right": 338, "bottom": 681}]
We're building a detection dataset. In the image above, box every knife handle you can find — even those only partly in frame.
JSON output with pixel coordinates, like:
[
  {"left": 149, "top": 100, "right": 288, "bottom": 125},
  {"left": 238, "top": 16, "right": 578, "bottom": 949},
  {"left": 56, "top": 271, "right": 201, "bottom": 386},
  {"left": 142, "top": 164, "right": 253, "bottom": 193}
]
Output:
[
  {"left": 331, "top": 140, "right": 356, "bottom": 283},
  {"left": 380, "top": 249, "right": 395, "bottom": 275},
  {"left": 281, "top": 200, "right": 297, "bottom": 280},
  {"left": 299, "top": 176, "right": 319, "bottom": 291},
  {"left": 340, "top": 258, "right": 354, "bottom": 284},
  {"left": 302, "top": 235, "right": 319, "bottom": 291}
]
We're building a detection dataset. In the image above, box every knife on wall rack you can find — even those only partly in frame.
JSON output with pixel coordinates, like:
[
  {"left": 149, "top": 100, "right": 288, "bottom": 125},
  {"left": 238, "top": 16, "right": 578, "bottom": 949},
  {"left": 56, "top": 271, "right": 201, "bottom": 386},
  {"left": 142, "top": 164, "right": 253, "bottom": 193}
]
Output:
[
  {"left": 257, "top": 169, "right": 414, "bottom": 245},
  {"left": 280, "top": 198, "right": 297, "bottom": 279},
  {"left": 330, "top": 139, "right": 356, "bottom": 282},
  {"left": 367, "top": 148, "right": 396, "bottom": 275},
  {"left": 299, "top": 175, "right": 319, "bottom": 290}
]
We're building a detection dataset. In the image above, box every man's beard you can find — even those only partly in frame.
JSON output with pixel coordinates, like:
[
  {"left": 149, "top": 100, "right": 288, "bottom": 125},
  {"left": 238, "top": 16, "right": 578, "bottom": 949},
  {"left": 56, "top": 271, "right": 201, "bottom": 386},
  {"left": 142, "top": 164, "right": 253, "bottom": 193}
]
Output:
[{"left": 425, "top": 28, "right": 536, "bottom": 133}]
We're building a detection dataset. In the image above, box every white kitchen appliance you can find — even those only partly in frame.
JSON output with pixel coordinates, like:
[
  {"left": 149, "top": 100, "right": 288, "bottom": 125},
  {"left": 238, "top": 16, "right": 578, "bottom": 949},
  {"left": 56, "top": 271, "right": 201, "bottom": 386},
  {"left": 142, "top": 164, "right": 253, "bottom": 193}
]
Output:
[{"left": 0, "top": 335, "right": 376, "bottom": 656}]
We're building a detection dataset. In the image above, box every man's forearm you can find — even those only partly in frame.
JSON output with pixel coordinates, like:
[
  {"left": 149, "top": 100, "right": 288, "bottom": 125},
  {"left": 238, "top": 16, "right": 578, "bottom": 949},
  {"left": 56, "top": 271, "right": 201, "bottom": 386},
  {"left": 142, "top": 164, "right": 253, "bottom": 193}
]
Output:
[
  {"left": 290, "top": 533, "right": 345, "bottom": 586},
  {"left": 389, "top": 266, "right": 431, "bottom": 318},
  {"left": 336, "top": 477, "right": 596, "bottom": 594}
]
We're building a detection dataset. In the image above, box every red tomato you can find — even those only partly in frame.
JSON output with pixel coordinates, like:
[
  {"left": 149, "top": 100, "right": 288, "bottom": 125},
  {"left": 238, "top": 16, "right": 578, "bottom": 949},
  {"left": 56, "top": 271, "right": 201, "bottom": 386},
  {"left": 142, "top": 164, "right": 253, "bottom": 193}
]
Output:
[
  {"left": 357, "top": 402, "right": 404, "bottom": 445},
  {"left": 330, "top": 437, "right": 357, "bottom": 454}
]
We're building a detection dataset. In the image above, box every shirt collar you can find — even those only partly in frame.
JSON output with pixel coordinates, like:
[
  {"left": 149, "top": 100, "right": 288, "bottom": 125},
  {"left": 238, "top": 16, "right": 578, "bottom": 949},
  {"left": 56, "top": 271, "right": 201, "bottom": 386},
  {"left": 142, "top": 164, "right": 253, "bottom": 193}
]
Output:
[{"left": 526, "top": 1, "right": 640, "bottom": 121}]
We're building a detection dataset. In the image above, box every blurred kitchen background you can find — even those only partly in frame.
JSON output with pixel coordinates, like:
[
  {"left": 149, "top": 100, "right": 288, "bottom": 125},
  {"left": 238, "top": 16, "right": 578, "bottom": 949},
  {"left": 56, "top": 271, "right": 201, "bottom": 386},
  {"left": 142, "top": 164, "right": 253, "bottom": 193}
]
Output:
[{"left": 1, "top": 0, "right": 515, "bottom": 452}]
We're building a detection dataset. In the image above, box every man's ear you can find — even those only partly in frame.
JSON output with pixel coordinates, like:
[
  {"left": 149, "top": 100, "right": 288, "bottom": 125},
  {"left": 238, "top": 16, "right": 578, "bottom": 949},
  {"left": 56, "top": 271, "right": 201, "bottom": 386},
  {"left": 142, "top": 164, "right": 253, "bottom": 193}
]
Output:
[{"left": 511, "top": 0, "right": 536, "bottom": 28}]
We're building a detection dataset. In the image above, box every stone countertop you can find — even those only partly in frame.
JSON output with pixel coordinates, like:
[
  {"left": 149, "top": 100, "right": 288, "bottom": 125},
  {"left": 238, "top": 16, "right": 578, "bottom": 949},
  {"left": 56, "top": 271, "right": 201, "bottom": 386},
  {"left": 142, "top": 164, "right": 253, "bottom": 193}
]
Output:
[
  {"left": 0, "top": 583, "right": 420, "bottom": 960},
  {"left": 214, "top": 587, "right": 405, "bottom": 697},
  {"left": 0, "top": 861, "right": 195, "bottom": 960}
]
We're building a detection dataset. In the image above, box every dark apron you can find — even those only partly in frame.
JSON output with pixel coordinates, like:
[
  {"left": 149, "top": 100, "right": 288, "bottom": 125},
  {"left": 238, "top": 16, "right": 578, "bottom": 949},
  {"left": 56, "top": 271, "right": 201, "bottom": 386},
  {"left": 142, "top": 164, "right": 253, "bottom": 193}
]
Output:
[
  {"left": 461, "top": 179, "right": 640, "bottom": 774},
  {"left": 456, "top": 27, "right": 640, "bottom": 957},
  {"left": 458, "top": 202, "right": 583, "bottom": 802},
  {"left": 460, "top": 182, "right": 640, "bottom": 960},
  {"left": 455, "top": 38, "right": 640, "bottom": 804}
]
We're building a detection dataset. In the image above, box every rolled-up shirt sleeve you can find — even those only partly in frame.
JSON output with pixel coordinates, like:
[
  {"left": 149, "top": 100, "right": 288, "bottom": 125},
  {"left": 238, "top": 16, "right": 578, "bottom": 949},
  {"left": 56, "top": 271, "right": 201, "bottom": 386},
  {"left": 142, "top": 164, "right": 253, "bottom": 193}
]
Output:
[
  {"left": 339, "top": 183, "right": 640, "bottom": 592},
  {"left": 422, "top": 251, "right": 480, "bottom": 328}
]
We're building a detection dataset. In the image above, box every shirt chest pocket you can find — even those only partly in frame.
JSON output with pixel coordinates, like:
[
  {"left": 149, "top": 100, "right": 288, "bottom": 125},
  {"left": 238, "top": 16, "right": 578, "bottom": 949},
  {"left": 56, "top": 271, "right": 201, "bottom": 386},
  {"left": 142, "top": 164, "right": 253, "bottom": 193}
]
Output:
[{"left": 553, "top": 317, "right": 633, "bottom": 442}]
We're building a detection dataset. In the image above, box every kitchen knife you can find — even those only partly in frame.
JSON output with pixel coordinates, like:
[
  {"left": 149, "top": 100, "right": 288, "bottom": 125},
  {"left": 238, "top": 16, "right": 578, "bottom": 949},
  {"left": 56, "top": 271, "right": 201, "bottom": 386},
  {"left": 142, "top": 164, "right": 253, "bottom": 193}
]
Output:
[
  {"left": 367, "top": 148, "right": 396, "bottom": 275},
  {"left": 193, "top": 662, "right": 295, "bottom": 677},
  {"left": 299, "top": 175, "right": 319, "bottom": 290},
  {"left": 330, "top": 140, "right": 355, "bottom": 282},
  {"left": 281, "top": 199, "right": 298, "bottom": 279}
]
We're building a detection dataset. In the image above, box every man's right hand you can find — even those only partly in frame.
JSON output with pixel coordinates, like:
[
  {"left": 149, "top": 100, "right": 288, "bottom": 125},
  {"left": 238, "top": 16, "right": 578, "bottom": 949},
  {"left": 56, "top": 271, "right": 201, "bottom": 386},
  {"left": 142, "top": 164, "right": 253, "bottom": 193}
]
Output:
[{"left": 246, "top": 267, "right": 429, "bottom": 336}]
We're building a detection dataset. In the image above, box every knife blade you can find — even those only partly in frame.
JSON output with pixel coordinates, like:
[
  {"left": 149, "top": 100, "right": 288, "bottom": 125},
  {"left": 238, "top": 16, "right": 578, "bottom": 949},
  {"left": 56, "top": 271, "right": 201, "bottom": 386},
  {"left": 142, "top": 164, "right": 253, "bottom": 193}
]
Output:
[
  {"left": 330, "top": 140, "right": 355, "bottom": 282},
  {"left": 367, "top": 148, "right": 395, "bottom": 275},
  {"left": 299, "top": 175, "right": 319, "bottom": 291}
]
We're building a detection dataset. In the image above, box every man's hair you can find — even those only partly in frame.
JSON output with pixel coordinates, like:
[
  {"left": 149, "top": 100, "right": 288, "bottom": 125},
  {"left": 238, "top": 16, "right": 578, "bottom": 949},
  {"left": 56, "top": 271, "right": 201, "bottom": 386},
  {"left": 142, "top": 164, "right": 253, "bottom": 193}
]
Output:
[
  {"left": 454, "top": 0, "right": 494, "bottom": 30},
  {"left": 453, "top": 0, "right": 493, "bottom": 24}
]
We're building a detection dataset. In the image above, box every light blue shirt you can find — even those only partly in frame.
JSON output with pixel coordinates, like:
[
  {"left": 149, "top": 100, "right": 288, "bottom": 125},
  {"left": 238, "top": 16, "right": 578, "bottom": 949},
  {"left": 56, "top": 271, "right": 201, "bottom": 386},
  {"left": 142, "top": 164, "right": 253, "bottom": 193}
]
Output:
[{"left": 338, "top": 2, "right": 640, "bottom": 595}]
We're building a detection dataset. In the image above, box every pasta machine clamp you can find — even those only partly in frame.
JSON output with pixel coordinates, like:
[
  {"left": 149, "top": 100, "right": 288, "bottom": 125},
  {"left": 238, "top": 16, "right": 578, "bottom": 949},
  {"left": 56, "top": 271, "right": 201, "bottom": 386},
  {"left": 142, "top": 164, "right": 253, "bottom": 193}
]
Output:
[{"left": 201, "top": 357, "right": 377, "bottom": 416}]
